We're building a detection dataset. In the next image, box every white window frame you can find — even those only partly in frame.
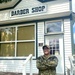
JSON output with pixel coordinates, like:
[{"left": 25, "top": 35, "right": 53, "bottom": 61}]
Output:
[
  {"left": 44, "top": 20, "right": 64, "bottom": 74},
  {"left": 45, "top": 20, "right": 63, "bottom": 35},
  {"left": 0, "top": 23, "right": 36, "bottom": 59}
]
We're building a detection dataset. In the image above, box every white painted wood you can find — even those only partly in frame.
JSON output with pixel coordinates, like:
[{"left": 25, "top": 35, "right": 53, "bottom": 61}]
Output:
[
  {"left": 64, "top": 19, "right": 72, "bottom": 69},
  {"left": 0, "top": 54, "right": 36, "bottom": 74},
  {"left": 23, "top": 54, "right": 32, "bottom": 75},
  {"left": 37, "top": 22, "right": 44, "bottom": 56},
  {"left": 45, "top": 35, "right": 64, "bottom": 74},
  {"left": 0, "top": 0, "right": 70, "bottom": 24}
]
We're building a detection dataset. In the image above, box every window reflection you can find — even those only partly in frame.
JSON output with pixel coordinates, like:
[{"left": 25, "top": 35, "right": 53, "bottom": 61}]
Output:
[
  {"left": 17, "top": 42, "right": 35, "bottom": 56},
  {"left": 45, "top": 21, "right": 62, "bottom": 33},
  {"left": 0, "top": 27, "right": 15, "bottom": 41},
  {"left": 18, "top": 25, "right": 35, "bottom": 40},
  {"left": 49, "top": 39, "right": 60, "bottom": 55},
  {"left": 0, "top": 43, "right": 15, "bottom": 56},
  {"left": 0, "top": 24, "right": 35, "bottom": 57}
]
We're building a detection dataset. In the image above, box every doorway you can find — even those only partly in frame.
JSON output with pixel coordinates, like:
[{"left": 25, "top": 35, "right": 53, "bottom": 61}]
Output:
[{"left": 45, "top": 35, "right": 64, "bottom": 74}]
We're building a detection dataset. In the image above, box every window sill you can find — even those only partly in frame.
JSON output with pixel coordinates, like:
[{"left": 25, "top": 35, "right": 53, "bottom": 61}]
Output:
[{"left": 44, "top": 32, "right": 64, "bottom": 36}]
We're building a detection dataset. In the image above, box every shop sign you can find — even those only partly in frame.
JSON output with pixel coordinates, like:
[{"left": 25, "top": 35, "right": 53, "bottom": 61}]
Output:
[
  {"left": 10, "top": 5, "right": 47, "bottom": 17},
  {"left": 0, "top": 0, "right": 21, "bottom": 10}
]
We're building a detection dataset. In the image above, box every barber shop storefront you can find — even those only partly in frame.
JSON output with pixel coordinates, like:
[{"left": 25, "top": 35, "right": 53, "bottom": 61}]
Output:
[{"left": 0, "top": 0, "right": 74, "bottom": 75}]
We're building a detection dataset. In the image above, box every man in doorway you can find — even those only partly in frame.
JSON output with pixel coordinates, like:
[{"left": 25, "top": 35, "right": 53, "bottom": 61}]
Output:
[{"left": 36, "top": 45, "right": 58, "bottom": 75}]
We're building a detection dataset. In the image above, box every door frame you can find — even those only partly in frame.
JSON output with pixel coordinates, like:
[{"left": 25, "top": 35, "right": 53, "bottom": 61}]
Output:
[{"left": 44, "top": 34, "right": 65, "bottom": 74}]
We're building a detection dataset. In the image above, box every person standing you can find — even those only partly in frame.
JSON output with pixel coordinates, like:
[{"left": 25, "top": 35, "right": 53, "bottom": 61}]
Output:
[{"left": 36, "top": 45, "right": 58, "bottom": 75}]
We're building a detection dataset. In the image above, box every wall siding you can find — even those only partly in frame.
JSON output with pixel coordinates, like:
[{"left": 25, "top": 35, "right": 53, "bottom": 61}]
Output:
[
  {"left": 0, "top": 0, "right": 70, "bottom": 22},
  {"left": 48, "top": 2, "right": 70, "bottom": 14},
  {"left": 0, "top": 60, "right": 38, "bottom": 74},
  {"left": 64, "top": 19, "right": 72, "bottom": 68},
  {"left": 0, "top": 60, "right": 24, "bottom": 73},
  {"left": 37, "top": 22, "right": 44, "bottom": 57},
  {"left": 26, "top": 60, "right": 38, "bottom": 73}
]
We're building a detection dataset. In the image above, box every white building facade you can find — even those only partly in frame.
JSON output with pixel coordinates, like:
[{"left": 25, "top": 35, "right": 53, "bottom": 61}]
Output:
[{"left": 0, "top": 0, "right": 74, "bottom": 75}]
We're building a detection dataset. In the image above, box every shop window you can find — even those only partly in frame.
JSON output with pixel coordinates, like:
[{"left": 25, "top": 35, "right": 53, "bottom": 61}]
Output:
[
  {"left": 0, "top": 24, "right": 36, "bottom": 57},
  {"left": 17, "top": 42, "right": 34, "bottom": 56},
  {"left": 0, "top": 27, "right": 15, "bottom": 41},
  {"left": 0, "top": 43, "right": 15, "bottom": 56},
  {"left": 45, "top": 21, "right": 63, "bottom": 34},
  {"left": 18, "top": 25, "right": 35, "bottom": 40}
]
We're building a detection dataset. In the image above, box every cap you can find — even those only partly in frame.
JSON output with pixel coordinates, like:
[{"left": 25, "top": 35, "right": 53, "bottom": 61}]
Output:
[{"left": 42, "top": 45, "right": 50, "bottom": 50}]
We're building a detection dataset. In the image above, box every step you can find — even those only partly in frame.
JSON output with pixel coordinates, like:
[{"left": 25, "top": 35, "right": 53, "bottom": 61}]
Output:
[
  {"left": 0, "top": 72, "right": 64, "bottom": 75},
  {"left": 0, "top": 72, "right": 22, "bottom": 75},
  {"left": 0, "top": 72, "right": 38, "bottom": 75}
]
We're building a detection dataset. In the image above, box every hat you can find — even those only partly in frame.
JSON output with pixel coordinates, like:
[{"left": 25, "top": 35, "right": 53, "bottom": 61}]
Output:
[{"left": 42, "top": 45, "right": 50, "bottom": 49}]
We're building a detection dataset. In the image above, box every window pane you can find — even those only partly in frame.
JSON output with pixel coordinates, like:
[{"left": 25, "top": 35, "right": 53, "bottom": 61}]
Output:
[
  {"left": 45, "top": 21, "right": 62, "bottom": 33},
  {"left": 0, "top": 43, "right": 15, "bottom": 56},
  {"left": 18, "top": 25, "right": 35, "bottom": 40},
  {"left": 0, "top": 28, "right": 15, "bottom": 41},
  {"left": 17, "top": 42, "right": 35, "bottom": 56},
  {"left": 49, "top": 39, "right": 60, "bottom": 55}
]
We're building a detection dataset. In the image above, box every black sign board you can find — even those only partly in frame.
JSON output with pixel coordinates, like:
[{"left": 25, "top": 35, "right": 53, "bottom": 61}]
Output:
[{"left": 38, "top": 0, "right": 55, "bottom": 3}]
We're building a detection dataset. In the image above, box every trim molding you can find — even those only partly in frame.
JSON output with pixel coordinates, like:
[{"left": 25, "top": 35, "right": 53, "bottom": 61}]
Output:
[{"left": 0, "top": 15, "right": 71, "bottom": 26}]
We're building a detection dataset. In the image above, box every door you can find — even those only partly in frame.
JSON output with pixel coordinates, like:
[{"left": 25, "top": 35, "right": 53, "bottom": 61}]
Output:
[{"left": 45, "top": 35, "right": 64, "bottom": 74}]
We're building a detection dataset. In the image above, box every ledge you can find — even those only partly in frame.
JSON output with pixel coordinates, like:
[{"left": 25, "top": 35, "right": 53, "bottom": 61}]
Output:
[{"left": 0, "top": 11, "right": 71, "bottom": 25}]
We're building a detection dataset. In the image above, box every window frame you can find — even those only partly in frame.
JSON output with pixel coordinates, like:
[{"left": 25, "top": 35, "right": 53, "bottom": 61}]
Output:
[
  {"left": 45, "top": 20, "right": 63, "bottom": 35},
  {"left": 0, "top": 23, "right": 36, "bottom": 58},
  {"left": 44, "top": 20, "right": 64, "bottom": 55}
]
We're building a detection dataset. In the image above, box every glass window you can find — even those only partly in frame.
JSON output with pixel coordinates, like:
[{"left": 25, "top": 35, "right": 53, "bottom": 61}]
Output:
[
  {"left": 45, "top": 21, "right": 63, "bottom": 33},
  {"left": 49, "top": 39, "right": 60, "bottom": 55},
  {"left": 0, "top": 24, "right": 36, "bottom": 57},
  {"left": 17, "top": 42, "right": 35, "bottom": 56},
  {"left": 0, "top": 27, "right": 15, "bottom": 41},
  {"left": 18, "top": 25, "right": 35, "bottom": 40},
  {"left": 0, "top": 43, "right": 15, "bottom": 56}
]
